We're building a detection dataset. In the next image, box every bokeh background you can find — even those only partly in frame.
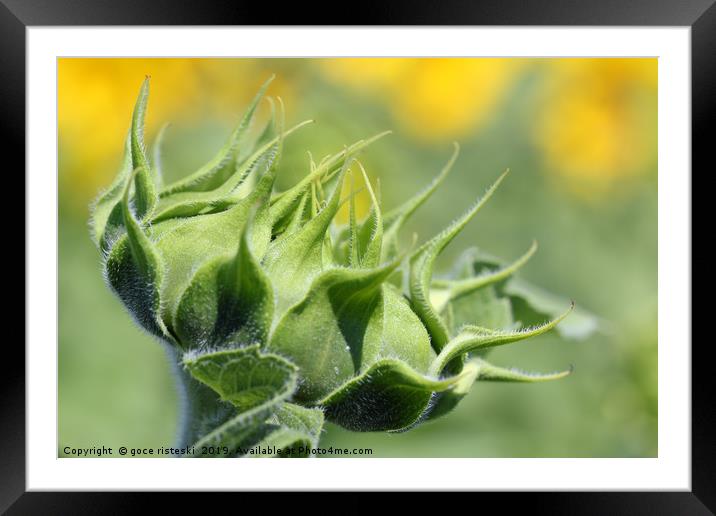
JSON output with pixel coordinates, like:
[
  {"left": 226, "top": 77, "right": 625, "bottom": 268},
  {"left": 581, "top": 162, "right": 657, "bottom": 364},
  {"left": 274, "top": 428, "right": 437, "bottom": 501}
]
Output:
[{"left": 58, "top": 58, "right": 657, "bottom": 457}]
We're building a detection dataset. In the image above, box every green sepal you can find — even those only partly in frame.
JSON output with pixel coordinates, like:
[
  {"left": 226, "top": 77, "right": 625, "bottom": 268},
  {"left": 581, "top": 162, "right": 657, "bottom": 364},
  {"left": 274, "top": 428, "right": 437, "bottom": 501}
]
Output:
[
  {"left": 149, "top": 148, "right": 277, "bottom": 325},
  {"left": 409, "top": 171, "right": 508, "bottom": 354},
  {"left": 280, "top": 190, "right": 310, "bottom": 241},
  {"left": 426, "top": 357, "right": 572, "bottom": 421},
  {"left": 439, "top": 246, "right": 599, "bottom": 340},
  {"left": 150, "top": 137, "right": 281, "bottom": 223},
  {"left": 127, "top": 78, "right": 157, "bottom": 222},
  {"left": 445, "top": 286, "right": 514, "bottom": 338},
  {"left": 132, "top": 165, "right": 158, "bottom": 222},
  {"left": 90, "top": 133, "right": 133, "bottom": 250},
  {"left": 318, "top": 358, "right": 471, "bottom": 432},
  {"left": 348, "top": 172, "right": 360, "bottom": 267},
  {"left": 470, "top": 357, "right": 573, "bottom": 382},
  {"left": 173, "top": 211, "right": 275, "bottom": 350},
  {"left": 130, "top": 77, "right": 151, "bottom": 171},
  {"left": 267, "top": 258, "right": 412, "bottom": 402},
  {"left": 430, "top": 302, "right": 573, "bottom": 376},
  {"left": 353, "top": 163, "right": 383, "bottom": 268},
  {"left": 104, "top": 169, "right": 170, "bottom": 341},
  {"left": 90, "top": 78, "right": 154, "bottom": 248},
  {"left": 263, "top": 161, "right": 349, "bottom": 314},
  {"left": 426, "top": 245, "right": 572, "bottom": 420},
  {"left": 424, "top": 359, "right": 480, "bottom": 421}
]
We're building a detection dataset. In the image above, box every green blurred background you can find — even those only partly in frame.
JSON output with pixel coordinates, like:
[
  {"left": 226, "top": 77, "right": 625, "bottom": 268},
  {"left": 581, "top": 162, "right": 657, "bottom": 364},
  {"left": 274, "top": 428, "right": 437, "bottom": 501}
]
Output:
[{"left": 58, "top": 58, "right": 657, "bottom": 457}]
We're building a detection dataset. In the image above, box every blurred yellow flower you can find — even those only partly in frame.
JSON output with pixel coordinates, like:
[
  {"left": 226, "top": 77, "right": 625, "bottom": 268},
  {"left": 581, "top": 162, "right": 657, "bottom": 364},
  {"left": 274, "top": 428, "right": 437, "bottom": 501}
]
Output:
[
  {"left": 319, "top": 58, "right": 525, "bottom": 142},
  {"left": 532, "top": 59, "right": 657, "bottom": 198},
  {"left": 319, "top": 57, "right": 657, "bottom": 200},
  {"left": 319, "top": 58, "right": 412, "bottom": 92}
]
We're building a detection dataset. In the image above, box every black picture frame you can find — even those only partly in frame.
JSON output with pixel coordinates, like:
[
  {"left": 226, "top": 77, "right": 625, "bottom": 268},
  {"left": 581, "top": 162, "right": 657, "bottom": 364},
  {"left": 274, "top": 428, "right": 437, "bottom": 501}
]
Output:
[{"left": 5, "top": 0, "right": 707, "bottom": 512}]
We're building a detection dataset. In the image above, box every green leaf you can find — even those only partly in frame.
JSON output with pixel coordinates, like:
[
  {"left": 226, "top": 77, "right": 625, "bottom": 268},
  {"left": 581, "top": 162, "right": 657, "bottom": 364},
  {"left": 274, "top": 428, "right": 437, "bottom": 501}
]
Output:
[
  {"left": 409, "top": 171, "right": 508, "bottom": 354},
  {"left": 162, "top": 76, "right": 273, "bottom": 196},
  {"left": 183, "top": 344, "right": 298, "bottom": 413},
  {"left": 382, "top": 143, "right": 458, "bottom": 260},
  {"left": 318, "top": 358, "right": 471, "bottom": 432},
  {"left": 173, "top": 211, "right": 275, "bottom": 350},
  {"left": 182, "top": 345, "right": 301, "bottom": 457}
]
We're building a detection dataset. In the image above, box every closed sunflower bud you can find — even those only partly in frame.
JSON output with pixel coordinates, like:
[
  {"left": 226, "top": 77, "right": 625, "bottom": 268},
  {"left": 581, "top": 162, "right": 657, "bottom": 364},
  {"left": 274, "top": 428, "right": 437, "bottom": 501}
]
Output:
[{"left": 90, "top": 76, "right": 593, "bottom": 457}]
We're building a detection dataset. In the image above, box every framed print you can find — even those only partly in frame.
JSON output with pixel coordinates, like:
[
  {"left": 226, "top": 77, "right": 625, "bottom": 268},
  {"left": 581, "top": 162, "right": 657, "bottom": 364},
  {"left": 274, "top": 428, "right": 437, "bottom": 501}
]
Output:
[{"left": 5, "top": 0, "right": 709, "bottom": 511}]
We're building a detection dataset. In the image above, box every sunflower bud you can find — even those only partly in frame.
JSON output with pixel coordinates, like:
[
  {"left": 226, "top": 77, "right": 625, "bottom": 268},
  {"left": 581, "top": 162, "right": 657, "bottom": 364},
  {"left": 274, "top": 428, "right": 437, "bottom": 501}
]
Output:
[{"left": 90, "top": 77, "right": 593, "bottom": 456}]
